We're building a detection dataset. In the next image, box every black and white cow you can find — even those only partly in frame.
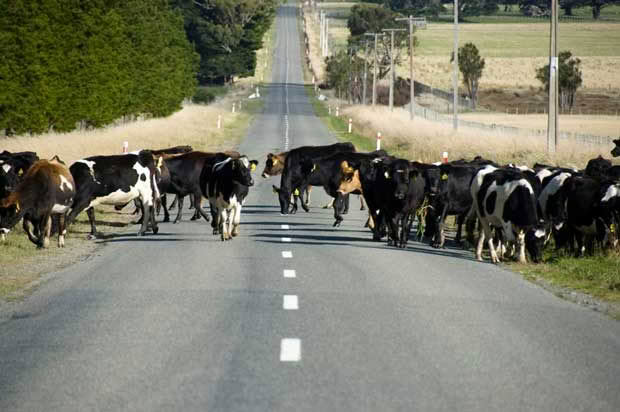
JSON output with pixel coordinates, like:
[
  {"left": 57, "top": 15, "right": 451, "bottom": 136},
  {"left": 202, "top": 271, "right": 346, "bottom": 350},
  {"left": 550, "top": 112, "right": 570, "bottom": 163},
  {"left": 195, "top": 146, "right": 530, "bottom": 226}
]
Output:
[
  {"left": 67, "top": 151, "right": 161, "bottom": 238},
  {"left": 202, "top": 156, "right": 258, "bottom": 241},
  {"left": 612, "top": 138, "right": 620, "bottom": 157},
  {"left": 0, "top": 151, "right": 39, "bottom": 200},
  {"left": 565, "top": 176, "right": 619, "bottom": 255},
  {"left": 471, "top": 168, "right": 544, "bottom": 263}
]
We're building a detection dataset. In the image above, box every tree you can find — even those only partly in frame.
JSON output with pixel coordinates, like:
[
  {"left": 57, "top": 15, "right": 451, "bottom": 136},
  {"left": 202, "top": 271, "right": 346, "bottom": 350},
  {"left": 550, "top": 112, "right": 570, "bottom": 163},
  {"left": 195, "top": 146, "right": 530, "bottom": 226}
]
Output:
[
  {"left": 325, "top": 50, "right": 366, "bottom": 103},
  {"left": 535, "top": 50, "right": 583, "bottom": 110},
  {"left": 386, "top": 0, "right": 444, "bottom": 17},
  {"left": 347, "top": 4, "right": 411, "bottom": 80},
  {"left": 456, "top": 42, "right": 485, "bottom": 108},
  {"left": 171, "top": 0, "right": 277, "bottom": 84}
]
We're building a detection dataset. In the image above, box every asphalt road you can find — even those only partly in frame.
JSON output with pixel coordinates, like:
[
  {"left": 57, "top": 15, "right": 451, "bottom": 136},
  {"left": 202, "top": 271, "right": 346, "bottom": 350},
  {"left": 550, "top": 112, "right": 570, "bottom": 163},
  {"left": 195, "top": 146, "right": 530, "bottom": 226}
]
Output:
[{"left": 1, "top": 2, "right": 619, "bottom": 411}]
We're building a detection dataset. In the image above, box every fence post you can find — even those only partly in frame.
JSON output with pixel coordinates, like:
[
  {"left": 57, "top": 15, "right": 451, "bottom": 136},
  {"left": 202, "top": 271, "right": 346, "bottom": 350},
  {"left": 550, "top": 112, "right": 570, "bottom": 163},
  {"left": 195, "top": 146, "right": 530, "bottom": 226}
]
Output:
[
  {"left": 217, "top": 115, "right": 222, "bottom": 129},
  {"left": 348, "top": 118, "right": 352, "bottom": 133},
  {"left": 122, "top": 141, "right": 128, "bottom": 154},
  {"left": 376, "top": 132, "right": 382, "bottom": 150}
]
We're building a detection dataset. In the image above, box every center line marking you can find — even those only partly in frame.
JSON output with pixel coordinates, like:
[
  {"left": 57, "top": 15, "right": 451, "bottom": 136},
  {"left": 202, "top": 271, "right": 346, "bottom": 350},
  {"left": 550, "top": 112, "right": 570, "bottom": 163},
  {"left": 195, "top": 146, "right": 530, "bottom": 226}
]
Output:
[
  {"left": 282, "top": 251, "right": 293, "bottom": 258},
  {"left": 281, "top": 237, "right": 292, "bottom": 242},
  {"left": 281, "top": 224, "right": 290, "bottom": 230},
  {"left": 283, "top": 269, "right": 296, "bottom": 278},
  {"left": 280, "top": 338, "right": 301, "bottom": 362},
  {"left": 283, "top": 295, "right": 299, "bottom": 310}
]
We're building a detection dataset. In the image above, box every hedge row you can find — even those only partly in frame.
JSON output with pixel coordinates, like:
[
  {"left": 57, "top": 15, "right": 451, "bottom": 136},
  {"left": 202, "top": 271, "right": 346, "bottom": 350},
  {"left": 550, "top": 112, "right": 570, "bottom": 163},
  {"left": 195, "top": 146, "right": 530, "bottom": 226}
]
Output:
[{"left": 0, "top": 0, "right": 199, "bottom": 135}]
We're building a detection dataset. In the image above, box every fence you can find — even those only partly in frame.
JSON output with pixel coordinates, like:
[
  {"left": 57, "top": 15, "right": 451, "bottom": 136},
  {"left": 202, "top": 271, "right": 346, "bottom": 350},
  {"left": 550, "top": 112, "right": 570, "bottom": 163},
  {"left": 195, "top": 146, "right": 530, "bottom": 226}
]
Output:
[{"left": 407, "top": 102, "right": 615, "bottom": 145}]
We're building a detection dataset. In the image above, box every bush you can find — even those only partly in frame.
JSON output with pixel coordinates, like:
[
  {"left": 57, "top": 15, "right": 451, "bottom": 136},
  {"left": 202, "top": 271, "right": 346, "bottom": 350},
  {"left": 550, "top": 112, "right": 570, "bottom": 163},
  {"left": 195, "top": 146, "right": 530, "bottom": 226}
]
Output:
[{"left": 192, "top": 88, "right": 216, "bottom": 104}]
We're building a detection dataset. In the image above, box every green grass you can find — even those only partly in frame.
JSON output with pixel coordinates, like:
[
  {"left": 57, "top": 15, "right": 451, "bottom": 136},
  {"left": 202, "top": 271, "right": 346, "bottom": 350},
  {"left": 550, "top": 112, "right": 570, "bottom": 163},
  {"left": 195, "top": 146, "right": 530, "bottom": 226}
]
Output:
[
  {"left": 511, "top": 249, "right": 620, "bottom": 303},
  {"left": 414, "top": 22, "right": 620, "bottom": 58}
]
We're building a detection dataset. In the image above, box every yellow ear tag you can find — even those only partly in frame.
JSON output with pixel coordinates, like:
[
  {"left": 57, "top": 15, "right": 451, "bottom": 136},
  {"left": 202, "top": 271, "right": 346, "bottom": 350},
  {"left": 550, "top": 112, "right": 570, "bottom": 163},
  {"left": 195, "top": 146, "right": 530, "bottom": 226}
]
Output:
[
  {"left": 15, "top": 201, "right": 20, "bottom": 212},
  {"left": 294, "top": 189, "right": 300, "bottom": 196},
  {"left": 250, "top": 163, "right": 256, "bottom": 171},
  {"left": 441, "top": 174, "right": 448, "bottom": 180},
  {"left": 611, "top": 224, "right": 616, "bottom": 233},
  {"left": 311, "top": 165, "right": 316, "bottom": 172},
  {"left": 18, "top": 169, "right": 23, "bottom": 176},
  {"left": 273, "top": 159, "right": 278, "bottom": 165}
]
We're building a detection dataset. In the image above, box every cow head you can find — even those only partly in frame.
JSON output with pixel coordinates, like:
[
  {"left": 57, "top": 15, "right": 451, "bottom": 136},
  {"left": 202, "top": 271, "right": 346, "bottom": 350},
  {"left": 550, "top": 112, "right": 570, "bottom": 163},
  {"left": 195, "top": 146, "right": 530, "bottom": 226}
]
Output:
[
  {"left": 0, "top": 197, "right": 24, "bottom": 236},
  {"left": 611, "top": 138, "right": 620, "bottom": 158},
  {"left": 525, "top": 224, "right": 547, "bottom": 263},
  {"left": 232, "top": 156, "right": 259, "bottom": 187},
  {"left": 337, "top": 161, "right": 361, "bottom": 194},
  {"left": 385, "top": 159, "right": 412, "bottom": 200},
  {"left": 262, "top": 153, "right": 285, "bottom": 178},
  {"left": 0, "top": 165, "right": 18, "bottom": 200}
]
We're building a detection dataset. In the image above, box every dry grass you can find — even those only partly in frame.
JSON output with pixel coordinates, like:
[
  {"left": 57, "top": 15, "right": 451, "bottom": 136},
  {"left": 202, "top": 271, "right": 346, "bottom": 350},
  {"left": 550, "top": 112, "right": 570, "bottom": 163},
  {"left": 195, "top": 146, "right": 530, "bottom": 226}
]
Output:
[
  {"left": 303, "top": 9, "right": 326, "bottom": 82},
  {"left": 460, "top": 112, "right": 620, "bottom": 137},
  {"left": 343, "top": 104, "right": 617, "bottom": 167}
]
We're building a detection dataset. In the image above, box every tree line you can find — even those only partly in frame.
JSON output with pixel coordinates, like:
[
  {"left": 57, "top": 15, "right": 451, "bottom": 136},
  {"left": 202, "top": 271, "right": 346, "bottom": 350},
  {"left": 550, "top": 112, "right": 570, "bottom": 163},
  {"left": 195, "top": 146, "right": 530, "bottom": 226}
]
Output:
[
  {"left": 366, "top": 0, "right": 619, "bottom": 19},
  {"left": 0, "top": 0, "right": 277, "bottom": 135}
]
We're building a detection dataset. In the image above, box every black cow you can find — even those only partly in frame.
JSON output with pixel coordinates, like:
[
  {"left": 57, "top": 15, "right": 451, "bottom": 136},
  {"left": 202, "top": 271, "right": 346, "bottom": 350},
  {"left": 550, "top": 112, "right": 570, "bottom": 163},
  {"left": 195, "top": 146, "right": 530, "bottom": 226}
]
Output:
[
  {"left": 471, "top": 168, "right": 544, "bottom": 263},
  {"left": 0, "top": 151, "right": 39, "bottom": 200},
  {"left": 161, "top": 151, "right": 239, "bottom": 223},
  {"left": 565, "top": 176, "right": 619, "bottom": 255},
  {"left": 611, "top": 138, "right": 620, "bottom": 157},
  {"left": 278, "top": 142, "right": 355, "bottom": 215},
  {"left": 427, "top": 164, "right": 478, "bottom": 248},
  {"left": 67, "top": 151, "right": 161, "bottom": 238},
  {"left": 0, "top": 158, "right": 75, "bottom": 248},
  {"left": 293, "top": 150, "right": 387, "bottom": 227},
  {"left": 585, "top": 155, "right": 612, "bottom": 179},
  {"left": 202, "top": 156, "right": 258, "bottom": 241},
  {"left": 378, "top": 159, "right": 427, "bottom": 248},
  {"left": 538, "top": 170, "right": 576, "bottom": 250}
]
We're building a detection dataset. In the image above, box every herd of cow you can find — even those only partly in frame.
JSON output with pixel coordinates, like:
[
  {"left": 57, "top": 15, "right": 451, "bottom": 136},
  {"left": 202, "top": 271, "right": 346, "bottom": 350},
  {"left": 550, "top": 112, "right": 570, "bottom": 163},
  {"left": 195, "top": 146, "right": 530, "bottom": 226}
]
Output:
[{"left": 1, "top": 138, "right": 619, "bottom": 265}]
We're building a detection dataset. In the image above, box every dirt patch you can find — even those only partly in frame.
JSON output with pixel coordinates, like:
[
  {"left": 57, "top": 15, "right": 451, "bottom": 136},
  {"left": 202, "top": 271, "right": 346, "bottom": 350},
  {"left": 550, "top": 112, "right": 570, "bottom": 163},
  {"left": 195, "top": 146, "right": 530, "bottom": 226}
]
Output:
[{"left": 478, "top": 87, "right": 620, "bottom": 115}]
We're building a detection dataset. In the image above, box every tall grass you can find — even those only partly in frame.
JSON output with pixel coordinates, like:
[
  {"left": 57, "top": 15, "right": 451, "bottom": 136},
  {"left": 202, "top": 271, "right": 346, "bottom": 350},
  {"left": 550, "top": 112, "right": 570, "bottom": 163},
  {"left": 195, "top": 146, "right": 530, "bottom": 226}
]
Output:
[{"left": 342, "top": 104, "right": 615, "bottom": 167}]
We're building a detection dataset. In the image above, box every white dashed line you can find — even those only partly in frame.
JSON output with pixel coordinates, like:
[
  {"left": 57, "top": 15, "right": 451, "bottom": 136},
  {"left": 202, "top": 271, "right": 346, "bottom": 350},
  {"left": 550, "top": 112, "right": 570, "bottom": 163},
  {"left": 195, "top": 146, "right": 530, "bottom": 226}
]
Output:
[
  {"left": 283, "top": 269, "right": 296, "bottom": 278},
  {"left": 281, "top": 224, "right": 290, "bottom": 230},
  {"left": 280, "top": 338, "right": 301, "bottom": 362},
  {"left": 283, "top": 295, "right": 299, "bottom": 310},
  {"left": 281, "top": 237, "right": 292, "bottom": 242},
  {"left": 282, "top": 251, "right": 293, "bottom": 258}
]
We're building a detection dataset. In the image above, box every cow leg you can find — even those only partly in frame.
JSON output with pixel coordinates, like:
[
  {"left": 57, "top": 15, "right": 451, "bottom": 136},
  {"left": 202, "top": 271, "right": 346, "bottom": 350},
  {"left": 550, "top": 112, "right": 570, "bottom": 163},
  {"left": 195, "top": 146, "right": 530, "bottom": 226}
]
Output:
[
  {"left": 86, "top": 207, "right": 98, "bottom": 239},
  {"left": 132, "top": 199, "right": 141, "bottom": 215},
  {"left": 231, "top": 205, "right": 242, "bottom": 237},
  {"left": 192, "top": 192, "right": 211, "bottom": 223},
  {"left": 35, "top": 214, "right": 52, "bottom": 248},
  {"left": 219, "top": 209, "right": 230, "bottom": 241},
  {"left": 305, "top": 186, "right": 312, "bottom": 206},
  {"left": 455, "top": 213, "right": 465, "bottom": 244},
  {"left": 149, "top": 205, "right": 159, "bottom": 234},
  {"left": 161, "top": 194, "right": 171, "bottom": 222},
  {"left": 289, "top": 192, "right": 298, "bottom": 214},
  {"left": 300, "top": 185, "right": 310, "bottom": 213},
  {"left": 169, "top": 195, "right": 178, "bottom": 210},
  {"left": 516, "top": 229, "right": 527, "bottom": 263},
  {"left": 387, "top": 215, "right": 400, "bottom": 247},
  {"left": 359, "top": 195, "right": 366, "bottom": 211},
  {"left": 173, "top": 195, "right": 184, "bottom": 223},
  {"left": 332, "top": 193, "right": 346, "bottom": 227},
  {"left": 133, "top": 198, "right": 144, "bottom": 225},
  {"left": 400, "top": 213, "right": 413, "bottom": 248},
  {"left": 342, "top": 193, "right": 350, "bottom": 214},
  {"left": 137, "top": 202, "right": 150, "bottom": 236},
  {"left": 58, "top": 214, "right": 67, "bottom": 248},
  {"left": 434, "top": 205, "right": 449, "bottom": 249},
  {"left": 23, "top": 216, "right": 39, "bottom": 245},
  {"left": 476, "top": 230, "right": 486, "bottom": 261}
]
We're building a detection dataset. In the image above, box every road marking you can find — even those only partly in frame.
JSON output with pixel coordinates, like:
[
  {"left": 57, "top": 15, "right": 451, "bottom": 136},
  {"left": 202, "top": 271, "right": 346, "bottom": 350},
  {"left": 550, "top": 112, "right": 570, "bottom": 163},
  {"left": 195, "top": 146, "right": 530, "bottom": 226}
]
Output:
[
  {"left": 281, "top": 224, "right": 290, "bottom": 230},
  {"left": 283, "top": 269, "right": 296, "bottom": 278},
  {"left": 281, "top": 237, "right": 292, "bottom": 242},
  {"left": 283, "top": 295, "right": 299, "bottom": 310},
  {"left": 280, "top": 338, "right": 301, "bottom": 362},
  {"left": 282, "top": 251, "right": 293, "bottom": 258}
]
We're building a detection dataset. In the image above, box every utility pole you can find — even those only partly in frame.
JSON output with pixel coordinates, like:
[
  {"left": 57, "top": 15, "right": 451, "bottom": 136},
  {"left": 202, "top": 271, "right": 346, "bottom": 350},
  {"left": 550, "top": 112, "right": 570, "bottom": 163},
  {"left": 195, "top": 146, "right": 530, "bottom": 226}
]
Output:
[
  {"left": 362, "top": 39, "right": 369, "bottom": 105},
  {"left": 396, "top": 16, "right": 416, "bottom": 120},
  {"left": 453, "top": 0, "right": 459, "bottom": 130},
  {"left": 383, "top": 28, "right": 406, "bottom": 112},
  {"left": 365, "top": 33, "right": 381, "bottom": 106},
  {"left": 325, "top": 17, "right": 329, "bottom": 57},
  {"left": 548, "top": 0, "right": 559, "bottom": 153}
]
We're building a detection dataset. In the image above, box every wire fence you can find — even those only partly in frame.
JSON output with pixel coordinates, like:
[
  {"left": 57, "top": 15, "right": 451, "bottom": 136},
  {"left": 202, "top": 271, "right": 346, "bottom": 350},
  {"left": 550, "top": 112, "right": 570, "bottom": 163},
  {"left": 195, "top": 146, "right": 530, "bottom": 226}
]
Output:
[{"left": 407, "top": 101, "right": 616, "bottom": 146}]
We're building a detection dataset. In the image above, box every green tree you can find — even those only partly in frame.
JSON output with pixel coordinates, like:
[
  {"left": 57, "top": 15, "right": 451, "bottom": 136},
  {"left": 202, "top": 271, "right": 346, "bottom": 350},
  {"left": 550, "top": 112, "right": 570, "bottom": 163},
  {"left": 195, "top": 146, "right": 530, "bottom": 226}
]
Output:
[
  {"left": 347, "top": 4, "right": 411, "bottom": 80},
  {"left": 535, "top": 50, "right": 583, "bottom": 110},
  {"left": 456, "top": 42, "right": 485, "bottom": 108},
  {"left": 325, "top": 50, "right": 366, "bottom": 103}
]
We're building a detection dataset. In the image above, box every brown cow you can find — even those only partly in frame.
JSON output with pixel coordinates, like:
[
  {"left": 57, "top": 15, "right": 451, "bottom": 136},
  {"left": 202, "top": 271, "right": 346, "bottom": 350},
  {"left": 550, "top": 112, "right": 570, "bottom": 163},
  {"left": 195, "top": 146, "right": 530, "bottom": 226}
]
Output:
[{"left": 0, "top": 157, "right": 75, "bottom": 248}]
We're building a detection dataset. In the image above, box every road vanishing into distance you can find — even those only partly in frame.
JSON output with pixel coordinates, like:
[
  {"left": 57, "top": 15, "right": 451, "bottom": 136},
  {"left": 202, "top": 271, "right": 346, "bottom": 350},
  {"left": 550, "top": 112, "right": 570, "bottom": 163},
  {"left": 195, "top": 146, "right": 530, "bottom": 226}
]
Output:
[{"left": 1, "top": 2, "right": 619, "bottom": 411}]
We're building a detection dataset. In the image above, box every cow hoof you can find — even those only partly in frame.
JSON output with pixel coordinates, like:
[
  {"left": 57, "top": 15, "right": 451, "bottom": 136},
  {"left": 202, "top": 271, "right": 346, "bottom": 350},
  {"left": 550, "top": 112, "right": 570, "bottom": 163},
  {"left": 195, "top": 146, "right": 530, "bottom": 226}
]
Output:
[
  {"left": 86, "top": 233, "right": 98, "bottom": 240},
  {"left": 137, "top": 231, "right": 145, "bottom": 237},
  {"left": 301, "top": 204, "right": 310, "bottom": 213},
  {"left": 190, "top": 215, "right": 198, "bottom": 221},
  {"left": 163, "top": 217, "right": 170, "bottom": 223},
  {"left": 152, "top": 226, "right": 159, "bottom": 235},
  {"left": 342, "top": 210, "right": 349, "bottom": 215}
]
